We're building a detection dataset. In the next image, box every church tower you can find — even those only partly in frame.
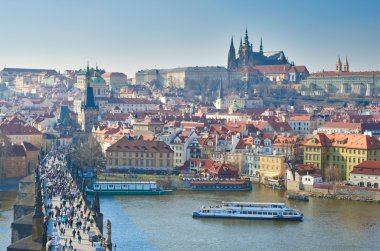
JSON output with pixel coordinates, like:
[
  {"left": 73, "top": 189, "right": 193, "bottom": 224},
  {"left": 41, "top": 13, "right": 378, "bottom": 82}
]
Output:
[
  {"left": 227, "top": 37, "right": 236, "bottom": 70},
  {"left": 343, "top": 56, "right": 349, "bottom": 72},
  {"left": 260, "top": 37, "right": 263, "bottom": 55},
  {"left": 336, "top": 56, "right": 342, "bottom": 72},
  {"left": 81, "top": 64, "right": 99, "bottom": 133},
  {"left": 214, "top": 79, "right": 224, "bottom": 109}
]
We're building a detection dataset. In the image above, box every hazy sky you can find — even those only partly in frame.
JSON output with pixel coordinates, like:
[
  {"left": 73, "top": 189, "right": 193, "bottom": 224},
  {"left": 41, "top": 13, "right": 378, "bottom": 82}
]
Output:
[{"left": 1, "top": 0, "right": 379, "bottom": 77}]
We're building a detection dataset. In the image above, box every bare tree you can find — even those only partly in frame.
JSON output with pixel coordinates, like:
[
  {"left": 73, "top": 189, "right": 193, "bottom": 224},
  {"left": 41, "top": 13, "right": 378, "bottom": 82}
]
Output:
[
  {"left": 325, "top": 165, "right": 342, "bottom": 183},
  {"left": 69, "top": 134, "right": 104, "bottom": 171}
]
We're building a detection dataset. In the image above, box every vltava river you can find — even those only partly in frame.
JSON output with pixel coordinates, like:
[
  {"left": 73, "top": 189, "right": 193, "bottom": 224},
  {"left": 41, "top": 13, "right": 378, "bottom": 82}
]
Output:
[
  {"left": 100, "top": 185, "right": 380, "bottom": 251},
  {"left": 1, "top": 185, "right": 379, "bottom": 250},
  {"left": 0, "top": 191, "right": 17, "bottom": 250}
]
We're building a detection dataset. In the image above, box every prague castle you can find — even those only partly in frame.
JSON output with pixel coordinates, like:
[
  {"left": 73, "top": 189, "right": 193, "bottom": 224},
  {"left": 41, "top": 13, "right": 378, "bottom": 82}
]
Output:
[
  {"left": 227, "top": 28, "right": 288, "bottom": 70},
  {"left": 303, "top": 57, "right": 380, "bottom": 97}
]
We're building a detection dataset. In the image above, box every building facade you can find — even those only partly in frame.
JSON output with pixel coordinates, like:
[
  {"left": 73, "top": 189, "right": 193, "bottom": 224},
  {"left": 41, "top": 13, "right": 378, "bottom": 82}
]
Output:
[
  {"left": 303, "top": 133, "right": 380, "bottom": 180},
  {"left": 303, "top": 57, "right": 380, "bottom": 97},
  {"left": 106, "top": 137, "right": 174, "bottom": 171}
]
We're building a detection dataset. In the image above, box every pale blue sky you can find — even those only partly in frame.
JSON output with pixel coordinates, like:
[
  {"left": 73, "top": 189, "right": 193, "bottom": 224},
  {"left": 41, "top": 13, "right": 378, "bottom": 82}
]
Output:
[{"left": 0, "top": 0, "right": 379, "bottom": 77}]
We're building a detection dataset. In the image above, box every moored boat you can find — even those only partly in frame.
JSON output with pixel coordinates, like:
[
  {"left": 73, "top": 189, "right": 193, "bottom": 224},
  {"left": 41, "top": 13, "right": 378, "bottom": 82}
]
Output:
[
  {"left": 192, "top": 202, "right": 303, "bottom": 221},
  {"left": 189, "top": 179, "right": 252, "bottom": 191},
  {"left": 86, "top": 181, "right": 171, "bottom": 195}
]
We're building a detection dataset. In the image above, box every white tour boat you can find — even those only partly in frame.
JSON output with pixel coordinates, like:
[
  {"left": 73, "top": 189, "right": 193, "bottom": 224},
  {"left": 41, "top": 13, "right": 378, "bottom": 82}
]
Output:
[{"left": 192, "top": 202, "right": 303, "bottom": 221}]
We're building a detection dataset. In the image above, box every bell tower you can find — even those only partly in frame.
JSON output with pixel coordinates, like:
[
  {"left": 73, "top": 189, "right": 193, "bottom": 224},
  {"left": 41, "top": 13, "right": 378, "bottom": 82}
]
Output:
[
  {"left": 81, "top": 63, "right": 99, "bottom": 133},
  {"left": 335, "top": 56, "right": 342, "bottom": 72},
  {"left": 343, "top": 56, "right": 349, "bottom": 72}
]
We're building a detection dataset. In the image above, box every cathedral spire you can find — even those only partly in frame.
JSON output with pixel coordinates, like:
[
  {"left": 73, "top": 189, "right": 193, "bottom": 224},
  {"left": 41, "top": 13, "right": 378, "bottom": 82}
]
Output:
[
  {"left": 343, "top": 56, "right": 349, "bottom": 72},
  {"left": 228, "top": 37, "right": 236, "bottom": 69},
  {"left": 243, "top": 28, "right": 249, "bottom": 47},
  {"left": 260, "top": 37, "right": 263, "bottom": 55}
]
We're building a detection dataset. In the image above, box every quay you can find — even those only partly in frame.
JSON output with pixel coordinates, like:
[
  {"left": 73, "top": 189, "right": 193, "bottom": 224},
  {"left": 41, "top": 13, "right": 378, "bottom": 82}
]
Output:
[{"left": 7, "top": 148, "right": 114, "bottom": 251}]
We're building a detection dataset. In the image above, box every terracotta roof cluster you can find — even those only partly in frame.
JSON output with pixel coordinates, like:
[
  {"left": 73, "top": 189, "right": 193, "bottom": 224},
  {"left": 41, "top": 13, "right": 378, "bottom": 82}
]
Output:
[
  {"left": 289, "top": 115, "right": 311, "bottom": 121},
  {"left": 254, "top": 64, "right": 292, "bottom": 74},
  {"left": 0, "top": 117, "right": 42, "bottom": 135},
  {"left": 292, "top": 164, "right": 321, "bottom": 177},
  {"left": 106, "top": 137, "right": 173, "bottom": 153},
  {"left": 304, "top": 133, "right": 380, "bottom": 150},
  {"left": 321, "top": 122, "right": 362, "bottom": 130}
]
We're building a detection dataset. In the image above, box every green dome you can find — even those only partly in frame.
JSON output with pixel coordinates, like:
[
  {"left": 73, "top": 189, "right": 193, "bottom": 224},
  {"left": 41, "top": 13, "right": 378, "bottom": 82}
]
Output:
[
  {"left": 230, "top": 102, "right": 239, "bottom": 110},
  {"left": 92, "top": 76, "right": 106, "bottom": 85}
]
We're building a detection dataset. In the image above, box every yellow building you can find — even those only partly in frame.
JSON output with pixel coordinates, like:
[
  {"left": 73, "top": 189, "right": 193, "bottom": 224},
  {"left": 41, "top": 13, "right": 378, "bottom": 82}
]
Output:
[
  {"left": 106, "top": 137, "right": 174, "bottom": 171},
  {"left": 259, "top": 154, "right": 285, "bottom": 182},
  {"left": 303, "top": 133, "right": 380, "bottom": 180},
  {"left": 1, "top": 142, "right": 38, "bottom": 179}
]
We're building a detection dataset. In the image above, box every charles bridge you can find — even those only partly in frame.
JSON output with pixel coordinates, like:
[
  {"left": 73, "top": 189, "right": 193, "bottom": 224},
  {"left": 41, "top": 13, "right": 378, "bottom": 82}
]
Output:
[{"left": 7, "top": 149, "right": 113, "bottom": 251}]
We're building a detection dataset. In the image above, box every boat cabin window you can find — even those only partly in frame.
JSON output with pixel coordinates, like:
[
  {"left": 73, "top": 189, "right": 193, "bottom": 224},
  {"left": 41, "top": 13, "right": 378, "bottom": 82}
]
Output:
[
  {"left": 258, "top": 212, "right": 262, "bottom": 215},
  {"left": 273, "top": 212, "right": 278, "bottom": 216},
  {"left": 94, "top": 184, "right": 100, "bottom": 189},
  {"left": 263, "top": 212, "right": 268, "bottom": 215}
]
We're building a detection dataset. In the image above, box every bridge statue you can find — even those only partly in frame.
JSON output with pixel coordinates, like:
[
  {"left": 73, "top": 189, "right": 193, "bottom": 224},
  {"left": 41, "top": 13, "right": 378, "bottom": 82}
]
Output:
[{"left": 106, "top": 219, "right": 112, "bottom": 250}]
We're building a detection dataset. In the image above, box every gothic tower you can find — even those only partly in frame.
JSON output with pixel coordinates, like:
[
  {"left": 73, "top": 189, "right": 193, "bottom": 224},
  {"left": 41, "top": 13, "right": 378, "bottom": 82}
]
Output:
[
  {"left": 227, "top": 37, "right": 236, "bottom": 70},
  {"left": 343, "top": 56, "right": 349, "bottom": 72},
  {"left": 260, "top": 37, "right": 263, "bottom": 55},
  {"left": 336, "top": 56, "right": 342, "bottom": 72},
  {"left": 81, "top": 64, "right": 99, "bottom": 133}
]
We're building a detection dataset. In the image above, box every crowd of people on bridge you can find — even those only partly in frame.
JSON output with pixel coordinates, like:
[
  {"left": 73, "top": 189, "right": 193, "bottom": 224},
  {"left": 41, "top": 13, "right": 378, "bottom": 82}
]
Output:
[{"left": 40, "top": 148, "right": 103, "bottom": 251}]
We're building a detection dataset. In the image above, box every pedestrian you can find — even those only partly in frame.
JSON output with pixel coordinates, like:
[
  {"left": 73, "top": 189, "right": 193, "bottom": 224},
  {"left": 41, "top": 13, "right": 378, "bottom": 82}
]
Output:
[
  {"left": 78, "top": 233, "right": 82, "bottom": 244},
  {"left": 72, "top": 229, "right": 76, "bottom": 238}
]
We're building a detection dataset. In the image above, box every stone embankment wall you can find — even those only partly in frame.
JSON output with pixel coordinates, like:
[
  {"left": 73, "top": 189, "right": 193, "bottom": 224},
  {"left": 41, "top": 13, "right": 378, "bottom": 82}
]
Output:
[{"left": 287, "top": 181, "right": 380, "bottom": 202}]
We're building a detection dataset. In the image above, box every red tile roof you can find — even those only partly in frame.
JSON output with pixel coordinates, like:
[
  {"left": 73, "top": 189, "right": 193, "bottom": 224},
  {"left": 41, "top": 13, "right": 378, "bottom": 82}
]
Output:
[
  {"left": 254, "top": 64, "right": 292, "bottom": 74},
  {"left": 304, "top": 133, "right": 380, "bottom": 150},
  {"left": 106, "top": 137, "right": 173, "bottom": 153},
  {"left": 351, "top": 161, "right": 380, "bottom": 176},
  {"left": 0, "top": 117, "right": 42, "bottom": 135}
]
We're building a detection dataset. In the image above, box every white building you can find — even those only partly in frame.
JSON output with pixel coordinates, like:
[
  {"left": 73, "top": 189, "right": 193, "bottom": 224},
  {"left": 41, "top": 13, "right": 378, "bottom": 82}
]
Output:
[
  {"left": 136, "top": 66, "right": 228, "bottom": 89},
  {"left": 349, "top": 161, "right": 380, "bottom": 188}
]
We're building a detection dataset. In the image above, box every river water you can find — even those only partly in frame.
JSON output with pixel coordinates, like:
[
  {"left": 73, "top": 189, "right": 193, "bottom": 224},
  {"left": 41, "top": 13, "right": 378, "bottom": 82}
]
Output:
[
  {"left": 0, "top": 190, "right": 17, "bottom": 250},
  {"left": 1, "top": 185, "right": 379, "bottom": 250}
]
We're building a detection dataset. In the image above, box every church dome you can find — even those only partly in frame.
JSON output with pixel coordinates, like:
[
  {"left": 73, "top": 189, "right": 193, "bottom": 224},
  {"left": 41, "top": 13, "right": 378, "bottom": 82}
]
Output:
[{"left": 91, "top": 75, "right": 106, "bottom": 85}]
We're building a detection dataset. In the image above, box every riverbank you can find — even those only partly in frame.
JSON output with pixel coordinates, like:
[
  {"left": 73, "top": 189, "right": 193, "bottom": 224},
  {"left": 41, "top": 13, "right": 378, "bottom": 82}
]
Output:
[{"left": 286, "top": 191, "right": 380, "bottom": 203}]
